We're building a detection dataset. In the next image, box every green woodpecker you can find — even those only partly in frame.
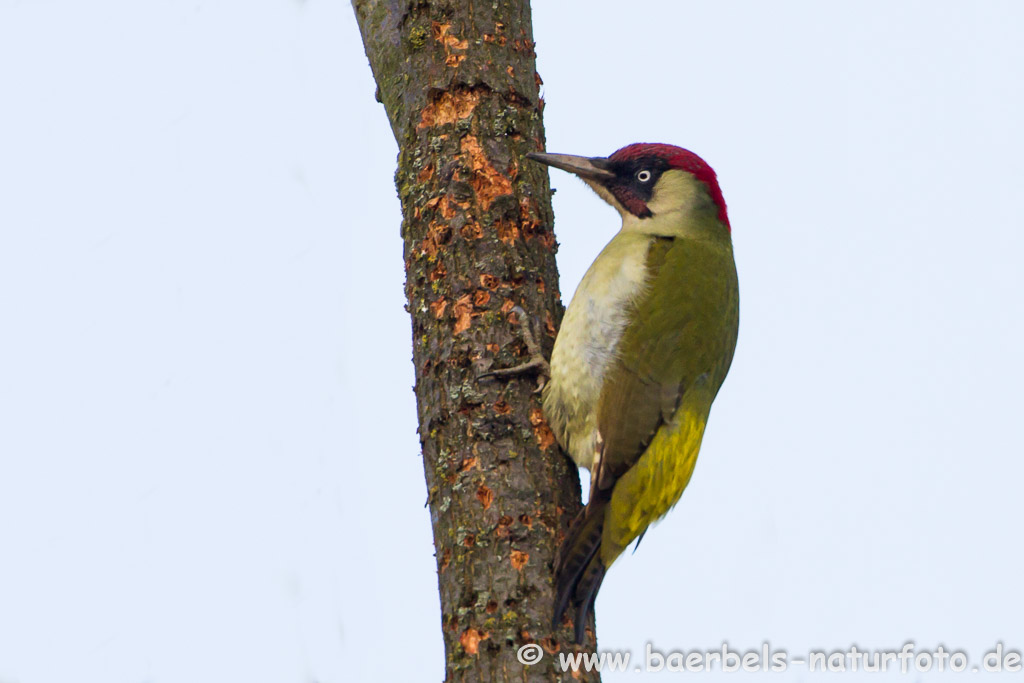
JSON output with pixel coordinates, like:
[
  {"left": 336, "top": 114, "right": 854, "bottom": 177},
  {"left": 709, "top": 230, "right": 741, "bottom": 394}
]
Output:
[{"left": 531, "top": 143, "right": 739, "bottom": 642}]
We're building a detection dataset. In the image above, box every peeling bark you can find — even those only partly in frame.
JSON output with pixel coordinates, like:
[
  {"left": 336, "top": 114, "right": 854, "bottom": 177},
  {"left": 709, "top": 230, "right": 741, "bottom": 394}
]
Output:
[{"left": 352, "top": 1, "right": 599, "bottom": 680}]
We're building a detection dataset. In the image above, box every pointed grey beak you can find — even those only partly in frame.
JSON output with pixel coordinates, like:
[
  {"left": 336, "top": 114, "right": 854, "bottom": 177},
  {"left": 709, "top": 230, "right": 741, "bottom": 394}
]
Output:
[{"left": 526, "top": 152, "right": 615, "bottom": 182}]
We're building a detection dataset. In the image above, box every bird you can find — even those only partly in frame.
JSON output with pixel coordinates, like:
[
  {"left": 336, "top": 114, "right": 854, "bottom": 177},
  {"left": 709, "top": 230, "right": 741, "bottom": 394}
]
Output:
[{"left": 529, "top": 143, "right": 739, "bottom": 643}]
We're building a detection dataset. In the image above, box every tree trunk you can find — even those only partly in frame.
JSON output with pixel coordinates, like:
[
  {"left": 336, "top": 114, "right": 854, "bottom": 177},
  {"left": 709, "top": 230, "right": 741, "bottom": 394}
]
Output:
[{"left": 352, "top": 1, "right": 600, "bottom": 680}]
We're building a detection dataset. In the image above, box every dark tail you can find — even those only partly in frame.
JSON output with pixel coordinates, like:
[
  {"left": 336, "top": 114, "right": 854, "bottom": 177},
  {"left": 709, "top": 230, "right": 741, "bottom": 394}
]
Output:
[{"left": 553, "top": 492, "right": 610, "bottom": 643}]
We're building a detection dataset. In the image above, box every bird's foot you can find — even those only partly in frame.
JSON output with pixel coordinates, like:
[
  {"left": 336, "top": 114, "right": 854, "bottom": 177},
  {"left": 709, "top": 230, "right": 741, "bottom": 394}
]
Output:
[
  {"left": 478, "top": 356, "right": 551, "bottom": 391},
  {"left": 478, "top": 305, "right": 551, "bottom": 393}
]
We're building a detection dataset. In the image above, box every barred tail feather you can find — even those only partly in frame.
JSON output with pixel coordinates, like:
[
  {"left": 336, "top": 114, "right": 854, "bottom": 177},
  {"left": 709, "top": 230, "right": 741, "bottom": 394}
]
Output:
[
  {"left": 573, "top": 554, "right": 607, "bottom": 643},
  {"left": 553, "top": 491, "right": 610, "bottom": 642}
]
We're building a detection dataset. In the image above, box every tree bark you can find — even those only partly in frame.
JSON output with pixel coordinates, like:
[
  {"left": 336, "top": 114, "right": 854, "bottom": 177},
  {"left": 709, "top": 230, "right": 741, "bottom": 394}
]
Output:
[{"left": 352, "top": 1, "right": 599, "bottom": 680}]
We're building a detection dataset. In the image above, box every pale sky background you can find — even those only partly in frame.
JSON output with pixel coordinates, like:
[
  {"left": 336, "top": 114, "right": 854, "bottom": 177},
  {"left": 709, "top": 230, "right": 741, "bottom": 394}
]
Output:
[{"left": 1, "top": 2, "right": 1022, "bottom": 682}]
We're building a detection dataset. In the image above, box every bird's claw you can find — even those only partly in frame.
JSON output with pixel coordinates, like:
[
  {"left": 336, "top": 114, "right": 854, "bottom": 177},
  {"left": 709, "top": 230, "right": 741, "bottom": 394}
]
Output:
[
  {"left": 478, "top": 356, "right": 550, "bottom": 392},
  {"left": 478, "top": 305, "right": 551, "bottom": 392}
]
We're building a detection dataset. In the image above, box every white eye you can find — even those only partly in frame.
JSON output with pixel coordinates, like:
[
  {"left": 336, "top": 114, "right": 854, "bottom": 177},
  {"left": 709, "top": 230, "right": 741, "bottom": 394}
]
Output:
[{"left": 636, "top": 170, "right": 652, "bottom": 182}]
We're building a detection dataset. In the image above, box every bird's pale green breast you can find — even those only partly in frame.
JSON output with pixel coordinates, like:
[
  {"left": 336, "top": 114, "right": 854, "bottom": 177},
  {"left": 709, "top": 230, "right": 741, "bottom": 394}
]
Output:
[
  {"left": 542, "top": 213, "right": 739, "bottom": 474},
  {"left": 542, "top": 230, "right": 653, "bottom": 470}
]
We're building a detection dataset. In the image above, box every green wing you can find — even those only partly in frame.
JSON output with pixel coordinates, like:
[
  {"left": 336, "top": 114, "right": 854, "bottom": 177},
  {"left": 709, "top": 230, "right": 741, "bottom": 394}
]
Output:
[{"left": 594, "top": 233, "right": 739, "bottom": 490}]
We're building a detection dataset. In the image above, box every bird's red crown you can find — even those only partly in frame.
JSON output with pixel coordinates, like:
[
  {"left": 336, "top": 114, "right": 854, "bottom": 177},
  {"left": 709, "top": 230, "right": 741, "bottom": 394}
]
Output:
[{"left": 609, "top": 143, "right": 730, "bottom": 229}]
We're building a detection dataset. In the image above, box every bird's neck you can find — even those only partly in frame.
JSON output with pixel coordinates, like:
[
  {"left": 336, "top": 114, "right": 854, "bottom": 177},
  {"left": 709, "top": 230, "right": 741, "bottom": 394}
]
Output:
[{"left": 621, "top": 205, "right": 729, "bottom": 244}]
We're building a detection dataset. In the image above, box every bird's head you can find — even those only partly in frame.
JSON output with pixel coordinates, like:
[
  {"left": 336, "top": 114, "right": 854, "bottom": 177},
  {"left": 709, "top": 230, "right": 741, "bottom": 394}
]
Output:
[{"left": 528, "top": 143, "right": 729, "bottom": 232}]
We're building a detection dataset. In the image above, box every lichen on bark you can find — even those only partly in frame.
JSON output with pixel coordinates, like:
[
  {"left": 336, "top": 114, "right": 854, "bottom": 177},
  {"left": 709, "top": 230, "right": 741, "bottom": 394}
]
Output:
[{"left": 353, "top": 0, "right": 599, "bottom": 680}]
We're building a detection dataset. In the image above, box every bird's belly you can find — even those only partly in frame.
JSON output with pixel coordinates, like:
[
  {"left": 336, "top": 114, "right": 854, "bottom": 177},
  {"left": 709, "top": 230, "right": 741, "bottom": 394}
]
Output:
[{"left": 542, "top": 232, "right": 651, "bottom": 470}]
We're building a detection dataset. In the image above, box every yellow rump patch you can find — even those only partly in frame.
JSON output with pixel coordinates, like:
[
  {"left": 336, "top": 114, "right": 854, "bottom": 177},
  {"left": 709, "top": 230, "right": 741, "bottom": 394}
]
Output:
[{"left": 601, "top": 399, "right": 709, "bottom": 566}]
